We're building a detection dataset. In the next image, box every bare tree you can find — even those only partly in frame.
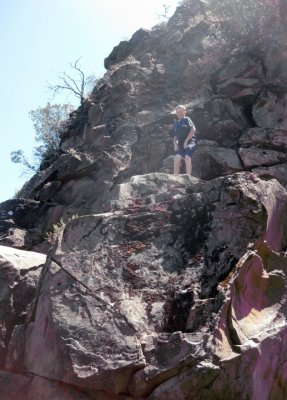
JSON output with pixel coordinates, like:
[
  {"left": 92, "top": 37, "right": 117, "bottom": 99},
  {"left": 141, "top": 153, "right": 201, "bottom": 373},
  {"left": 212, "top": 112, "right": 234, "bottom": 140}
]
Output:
[
  {"left": 158, "top": 3, "right": 171, "bottom": 19},
  {"left": 48, "top": 58, "right": 96, "bottom": 105}
]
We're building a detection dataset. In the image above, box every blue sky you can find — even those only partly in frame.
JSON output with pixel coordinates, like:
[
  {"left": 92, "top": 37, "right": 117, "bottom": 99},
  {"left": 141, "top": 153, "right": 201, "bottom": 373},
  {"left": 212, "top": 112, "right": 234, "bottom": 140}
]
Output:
[{"left": 0, "top": 0, "right": 178, "bottom": 202}]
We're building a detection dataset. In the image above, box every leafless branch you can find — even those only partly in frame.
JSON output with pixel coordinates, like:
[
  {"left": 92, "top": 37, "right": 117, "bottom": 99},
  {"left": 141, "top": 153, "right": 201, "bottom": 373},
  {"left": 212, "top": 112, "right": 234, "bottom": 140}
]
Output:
[{"left": 48, "top": 58, "right": 93, "bottom": 105}]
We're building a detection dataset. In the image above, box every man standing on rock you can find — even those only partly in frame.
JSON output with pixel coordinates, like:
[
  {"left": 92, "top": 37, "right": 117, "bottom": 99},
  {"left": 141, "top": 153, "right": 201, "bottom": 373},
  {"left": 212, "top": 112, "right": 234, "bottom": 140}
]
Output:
[{"left": 173, "top": 105, "right": 197, "bottom": 175}]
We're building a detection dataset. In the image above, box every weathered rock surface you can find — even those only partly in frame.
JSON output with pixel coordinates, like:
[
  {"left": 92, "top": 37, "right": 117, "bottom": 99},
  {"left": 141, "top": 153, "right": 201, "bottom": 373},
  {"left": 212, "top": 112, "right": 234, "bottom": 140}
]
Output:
[
  {"left": 0, "top": 246, "right": 46, "bottom": 366},
  {"left": 190, "top": 96, "right": 250, "bottom": 147},
  {"left": 264, "top": 43, "right": 287, "bottom": 85},
  {"left": 252, "top": 163, "right": 287, "bottom": 189},
  {"left": 1, "top": 0, "right": 287, "bottom": 398},
  {"left": 192, "top": 140, "right": 242, "bottom": 180},
  {"left": 0, "top": 370, "right": 92, "bottom": 400},
  {"left": 253, "top": 90, "right": 287, "bottom": 130},
  {"left": 2, "top": 172, "right": 286, "bottom": 399},
  {"left": 210, "top": 53, "right": 264, "bottom": 105}
]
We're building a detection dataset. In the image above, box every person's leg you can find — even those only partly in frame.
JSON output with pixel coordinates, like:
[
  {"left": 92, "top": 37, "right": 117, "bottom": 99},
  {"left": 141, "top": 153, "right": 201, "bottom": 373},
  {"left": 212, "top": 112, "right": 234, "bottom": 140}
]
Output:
[
  {"left": 174, "top": 155, "right": 182, "bottom": 174},
  {"left": 185, "top": 156, "right": 192, "bottom": 175}
]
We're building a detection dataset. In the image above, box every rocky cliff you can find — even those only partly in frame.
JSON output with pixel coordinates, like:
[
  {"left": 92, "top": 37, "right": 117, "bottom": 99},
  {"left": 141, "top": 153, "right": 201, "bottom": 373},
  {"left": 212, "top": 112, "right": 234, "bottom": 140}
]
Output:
[{"left": 0, "top": 0, "right": 287, "bottom": 399}]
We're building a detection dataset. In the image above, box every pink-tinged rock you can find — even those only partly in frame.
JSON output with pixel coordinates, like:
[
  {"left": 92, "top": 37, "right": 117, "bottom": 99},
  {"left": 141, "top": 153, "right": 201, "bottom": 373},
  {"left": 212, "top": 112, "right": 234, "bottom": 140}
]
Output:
[
  {"left": 86, "top": 389, "right": 144, "bottom": 400},
  {"left": 253, "top": 164, "right": 287, "bottom": 190},
  {"left": 212, "top": 173, "right": 287, "bottom": 397},
  {"left": 3, "top": 172, "right": 287, "bottom": 399},
  {"left": 0, "top": 246, "right": 45, "bottom": 366},
  {"left": 212, "top": 243, "right": 287, "bottom": 399},
  {"left": 253, "top": 91, "right": 287, "bottom": 130},
  {"left": 238, "top": 147, "right": 287, "bottom": 169},
  {"left": 210, "top": 54, "right": 264, "bottom": 104},
  {"left": 0, "top": 370, "right": 92, "bottom": 400},
  {"left": 199, "top": 172, "right": 287, "bottom": 297},
  {"left": 6, "top": 260, "right": 145, "bottom": 393},
  {"left": 231, "top": 251, "right": 285, "bottom": 339},
  {"left": 239, "top": 127, "right": 287, "bottom": 151},
  {"left": 146, "top": 362, "right": 220, "bottom": 400}
]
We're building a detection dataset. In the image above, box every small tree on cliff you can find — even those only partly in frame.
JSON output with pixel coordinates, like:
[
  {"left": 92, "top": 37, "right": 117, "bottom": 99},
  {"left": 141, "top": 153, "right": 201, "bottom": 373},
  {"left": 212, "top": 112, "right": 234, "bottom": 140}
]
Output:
[
  {"left": 11, "top": 102, "right": 73, "bottom": 174},
  {"left": 11, "top": 59, "right": 96, "bottom": 174},
  {"left": 158, "top": 3, "right": 172, "bottom": 19},
  {"left": 48, "top": 58, "right": 96, "bottom": 106}
]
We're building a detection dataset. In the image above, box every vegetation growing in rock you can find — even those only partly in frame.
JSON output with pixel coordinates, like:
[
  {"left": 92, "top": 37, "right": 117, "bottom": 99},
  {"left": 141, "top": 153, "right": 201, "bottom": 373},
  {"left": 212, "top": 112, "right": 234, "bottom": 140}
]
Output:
[
  {"left": 11, "top": 59, "right": 97, "bottom": 174},
  {"left": 10, "top": 103, "right": 73, "bottom": 174}
]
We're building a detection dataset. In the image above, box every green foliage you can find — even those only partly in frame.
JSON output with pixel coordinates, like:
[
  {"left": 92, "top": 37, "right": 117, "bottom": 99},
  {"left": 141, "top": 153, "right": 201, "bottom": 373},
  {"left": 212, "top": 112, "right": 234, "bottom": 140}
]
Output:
[
  {"left": 10, "top": 149, "right": 37, "bottom": 173},
  {"left": 43, "top": 217, "right": 66, "bottom": 245},
  {"left": 11, "top": 59, "right": 97, "bottom": 175},
  {"left": 30, "top": 102, "right": 73, "bottom": 154},
  {"left": 43, "top": 214, "right": 79, "bottom": 244},
  {"left": 11, "top": 102, "right": 73, "bottom": 174}
]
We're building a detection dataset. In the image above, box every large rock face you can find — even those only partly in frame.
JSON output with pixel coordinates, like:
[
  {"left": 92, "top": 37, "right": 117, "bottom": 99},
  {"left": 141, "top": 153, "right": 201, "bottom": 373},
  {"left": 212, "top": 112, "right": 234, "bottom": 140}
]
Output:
[
  {"left": 0, "top": 0, "right": 287, "bottom": 398},
  {"left": 2, "top": 173, "right": 287, "bottom": 399}
]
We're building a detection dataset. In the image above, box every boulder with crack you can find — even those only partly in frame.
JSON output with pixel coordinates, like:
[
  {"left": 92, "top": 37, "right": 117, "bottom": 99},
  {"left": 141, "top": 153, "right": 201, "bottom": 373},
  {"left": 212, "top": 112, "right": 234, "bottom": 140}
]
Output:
[{"left": 3, "top": 172, "right": 286, "bottom": 398}]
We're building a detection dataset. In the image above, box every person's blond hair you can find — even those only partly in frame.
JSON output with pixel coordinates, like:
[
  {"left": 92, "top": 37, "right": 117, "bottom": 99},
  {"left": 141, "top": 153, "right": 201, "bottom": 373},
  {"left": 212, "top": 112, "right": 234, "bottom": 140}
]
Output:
[{"left": 175, "top": 104, "right": 186, "bottom": 111}]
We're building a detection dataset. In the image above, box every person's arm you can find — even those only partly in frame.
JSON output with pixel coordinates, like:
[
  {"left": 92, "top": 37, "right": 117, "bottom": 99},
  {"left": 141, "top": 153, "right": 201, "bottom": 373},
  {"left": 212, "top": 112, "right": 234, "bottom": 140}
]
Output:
[
  {"left": 174, "top": 136, "right": 179, "bottom": 151},
  {"left": 183, "top": 119, "right": 196, "bottom": 148},
  {"left": 183, "top": 128, "right": 196, "bottom": 147}
]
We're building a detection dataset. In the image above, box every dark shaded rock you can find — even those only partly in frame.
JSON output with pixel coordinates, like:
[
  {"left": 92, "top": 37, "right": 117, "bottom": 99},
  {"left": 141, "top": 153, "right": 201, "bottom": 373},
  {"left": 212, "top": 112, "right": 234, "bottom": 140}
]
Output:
[
  {"left": 0, "top": 199, "right": 42, "bottom": 229},
  {"left": 129, "top": 124, "right": 172, "bottom": 176},
  {"left": 0, "top": 199, "right": 48, "bottom": 249},
  {"left": 81, "top": 124, "right": 110, "bottom": 153},
  {"left": 192, "top": 140, "right": 243, "bottom": 180},
  {"left": 17, "top": 153, "right": 96, "bottom": 200},
  {"left": 38, "top": 181, "right": 62, "bottom": 202},
  {"left": 191, "top": 97, "right": 250, "bottom": 146},
  {"left": 105, "top": 28, "right": 152, "bottom": 69}
]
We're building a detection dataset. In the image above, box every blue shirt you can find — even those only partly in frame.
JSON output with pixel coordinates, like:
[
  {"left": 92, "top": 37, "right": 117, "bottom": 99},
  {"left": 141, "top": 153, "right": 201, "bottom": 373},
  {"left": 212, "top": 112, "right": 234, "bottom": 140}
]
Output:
[{"left": 174, "top": 117, "right": 196, "bottom": 147}]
